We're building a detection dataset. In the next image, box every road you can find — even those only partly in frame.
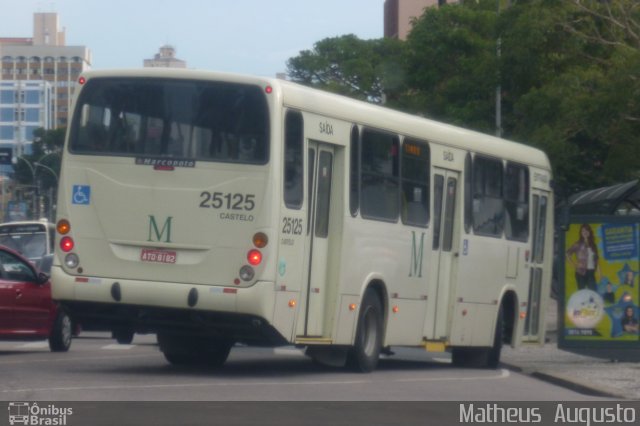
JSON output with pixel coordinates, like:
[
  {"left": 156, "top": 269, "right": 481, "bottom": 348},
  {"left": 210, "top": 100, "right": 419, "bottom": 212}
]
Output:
[{"left": 0, "top": 333, "right": 614, "bottom": 403}]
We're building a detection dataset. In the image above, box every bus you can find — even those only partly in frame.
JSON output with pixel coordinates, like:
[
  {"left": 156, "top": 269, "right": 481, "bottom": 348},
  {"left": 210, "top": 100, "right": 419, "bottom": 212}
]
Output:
[
  {"left": 51, "top": 69, "right": 553, "bottom": 372},
  {"left": 0, "top": 219, "right": 55, "bottom": 265}
]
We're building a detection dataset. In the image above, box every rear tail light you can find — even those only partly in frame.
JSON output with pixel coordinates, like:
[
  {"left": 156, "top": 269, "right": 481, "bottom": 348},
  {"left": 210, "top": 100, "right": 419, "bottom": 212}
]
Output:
[
  {"left": 247, "top": 249, "right": 262, "bottom": 266},
  {"left": 60, "top": 236, "right": 74, "bottom": 252}
]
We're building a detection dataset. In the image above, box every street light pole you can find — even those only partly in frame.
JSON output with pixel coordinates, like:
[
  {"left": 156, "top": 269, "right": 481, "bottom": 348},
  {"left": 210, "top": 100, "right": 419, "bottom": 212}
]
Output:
[
  {"left": 34, "top": 161, "right": 59, "bottom": 221},
  {"left": 12, "top": 155, "right": 38, "bottom": 219}
]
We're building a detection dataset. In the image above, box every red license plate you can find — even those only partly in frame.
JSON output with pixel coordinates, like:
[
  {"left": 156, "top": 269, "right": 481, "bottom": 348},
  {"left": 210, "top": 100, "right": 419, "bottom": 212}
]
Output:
[{"left": 140, "top": 249, "right": 177, "bottom": 264}]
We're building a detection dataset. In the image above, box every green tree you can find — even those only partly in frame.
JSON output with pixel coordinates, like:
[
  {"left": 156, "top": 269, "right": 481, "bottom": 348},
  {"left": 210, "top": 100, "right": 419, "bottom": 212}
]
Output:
[
  {"left": 403, "top": 0, "right": 499, "bottom": 133},
  {"left": 286, "top": 34, "right": 406, "bottom": 103},
  {"left": 13, "top": 127, "right": 64, "bottom": 192},
  {"left": 500, "top": 0, "right": 640, "bottom": 192}
]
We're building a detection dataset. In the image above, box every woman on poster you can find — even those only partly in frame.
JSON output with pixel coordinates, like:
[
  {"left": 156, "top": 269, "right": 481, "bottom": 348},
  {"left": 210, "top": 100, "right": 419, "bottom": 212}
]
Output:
[
  {"left": 621, "top": 306, "right": 639, "bottom": 334},
  {"left": 566, "top": 224, "right": 600, "bottom": 291}
]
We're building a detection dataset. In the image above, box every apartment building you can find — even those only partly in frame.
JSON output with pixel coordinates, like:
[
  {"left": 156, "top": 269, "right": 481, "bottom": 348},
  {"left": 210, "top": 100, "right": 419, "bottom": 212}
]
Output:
[
  {"left": 143, "top": 45, "right": 187, "bottom": 68},
  {"left": 0, "top": 12, "right": 91, "bottom": 147}
]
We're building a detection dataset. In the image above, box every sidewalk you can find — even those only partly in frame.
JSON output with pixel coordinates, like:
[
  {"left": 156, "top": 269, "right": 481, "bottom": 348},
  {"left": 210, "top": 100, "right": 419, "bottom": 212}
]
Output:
[{"left": 501, "top": 299, "right": 640, "bottom": 399}]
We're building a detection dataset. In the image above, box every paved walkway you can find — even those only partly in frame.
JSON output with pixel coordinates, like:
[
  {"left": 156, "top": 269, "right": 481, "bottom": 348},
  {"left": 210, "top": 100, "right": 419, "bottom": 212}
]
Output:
[{"left": 501, "top": 299, "right": 640, "bottom": 399}]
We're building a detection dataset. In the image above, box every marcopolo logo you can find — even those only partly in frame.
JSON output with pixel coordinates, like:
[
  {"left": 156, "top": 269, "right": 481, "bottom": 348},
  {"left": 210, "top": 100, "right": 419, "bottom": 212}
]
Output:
[{"left": 7, "top": 402, "right": 73, "bottom": 425}]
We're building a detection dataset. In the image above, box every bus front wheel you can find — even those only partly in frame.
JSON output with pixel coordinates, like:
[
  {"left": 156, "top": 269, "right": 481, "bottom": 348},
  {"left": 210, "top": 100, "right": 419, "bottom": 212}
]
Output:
[{"left": 347, "top": 289, "right": 383, "bottom": 373}]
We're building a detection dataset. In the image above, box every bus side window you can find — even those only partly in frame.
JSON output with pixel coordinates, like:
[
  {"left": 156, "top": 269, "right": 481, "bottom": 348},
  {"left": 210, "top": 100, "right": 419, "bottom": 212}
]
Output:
[
  {"left": 504, "top": 162, "right": 529, "bottom": 241},
  {"left": 360, "top": 128, "right": 399, "bottom": 222},
  {"left": 401, "top": 138, "right": 429, "bottom": 227},
  {"left": 284, "top": 110, "right": 304, "bottom": 209},
  {"left": 472, "top": 155, "right": 505, "bottom": 237}
]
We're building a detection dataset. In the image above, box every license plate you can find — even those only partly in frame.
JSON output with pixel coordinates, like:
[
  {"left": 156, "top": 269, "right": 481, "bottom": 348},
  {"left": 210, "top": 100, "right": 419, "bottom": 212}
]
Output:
[{"left": 140, "top": 249, "right": 177, "bottom": 264}]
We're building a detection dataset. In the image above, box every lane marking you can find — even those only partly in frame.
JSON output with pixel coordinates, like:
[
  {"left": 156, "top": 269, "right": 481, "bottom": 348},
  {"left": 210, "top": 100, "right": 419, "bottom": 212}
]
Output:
[
  {"left": 102, "top": 344, "right": 136, "bottom": 350},
  {"left": 1, "top": 370, "right": 510, "bottom": 395},
  {"left": 17, "top": 342, "right": 49, "bottom": 349}
]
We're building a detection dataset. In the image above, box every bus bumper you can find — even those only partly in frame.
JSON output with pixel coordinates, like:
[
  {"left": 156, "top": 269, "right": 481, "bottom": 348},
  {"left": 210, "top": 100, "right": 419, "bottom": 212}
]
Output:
[{"left": 50, "top": 266, "right": 285, "bottom": 345}]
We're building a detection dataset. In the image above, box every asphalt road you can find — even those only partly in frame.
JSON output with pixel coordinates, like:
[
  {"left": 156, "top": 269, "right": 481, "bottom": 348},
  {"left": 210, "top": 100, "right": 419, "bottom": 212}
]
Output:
[{"left": 0, "top": 333, "right": 615, "bottom": 403}]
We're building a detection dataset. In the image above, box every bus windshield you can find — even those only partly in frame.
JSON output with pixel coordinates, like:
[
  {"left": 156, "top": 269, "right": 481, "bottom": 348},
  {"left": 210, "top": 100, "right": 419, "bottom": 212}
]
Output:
[
  {"left": 69, "top": 78, "right": 270, "bottom": 164},
  {"left": 0, "top": 224, "right": 50, "bottom": 260}
]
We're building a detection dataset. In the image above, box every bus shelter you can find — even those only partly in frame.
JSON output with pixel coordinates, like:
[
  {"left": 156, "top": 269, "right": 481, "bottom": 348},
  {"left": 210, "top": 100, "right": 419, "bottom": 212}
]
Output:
[{"left": 559, "top": 180, "right": 640, "bottom": 361}]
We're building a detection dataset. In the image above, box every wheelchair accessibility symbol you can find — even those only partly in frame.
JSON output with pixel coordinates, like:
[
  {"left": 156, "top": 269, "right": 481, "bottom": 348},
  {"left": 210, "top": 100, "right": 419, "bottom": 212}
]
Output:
[{"left": 72, "top": 185, "right": 91, "bottom": 205}]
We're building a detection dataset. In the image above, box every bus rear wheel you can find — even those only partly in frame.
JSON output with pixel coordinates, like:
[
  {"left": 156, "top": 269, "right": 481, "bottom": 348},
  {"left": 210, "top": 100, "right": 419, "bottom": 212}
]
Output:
[
  {"left": 158, "top": 333, "right": 233, "bottom": 368},
  {"left": 49, "top": 310, "right": 72, "bottom": 352},
  {"left": 347, "top": 289, "right": 383, "bottom": 373}
]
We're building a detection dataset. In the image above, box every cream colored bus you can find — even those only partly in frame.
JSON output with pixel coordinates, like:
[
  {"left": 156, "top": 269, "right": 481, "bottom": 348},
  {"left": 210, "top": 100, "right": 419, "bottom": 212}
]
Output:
[{"left": 51, "top": 69, "right": 553, "bottom": 372}]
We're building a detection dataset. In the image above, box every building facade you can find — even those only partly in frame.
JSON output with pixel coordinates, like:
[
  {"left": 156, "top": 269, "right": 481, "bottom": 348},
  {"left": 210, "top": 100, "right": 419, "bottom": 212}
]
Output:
[
  {"left": 0, "top": 12, "right": 90, "bottom": 220},
  {"left": 0, "top": 13, "right": 92, "bottom": 136},
  {"left": 143, "top": 45, "right": 187, "bottom": 68},
  {"left": 384, "top": 0, "right": 455, "bottom": 40},
  {"left": 0, "top": 80, "right": 54, "bottom": 155}
]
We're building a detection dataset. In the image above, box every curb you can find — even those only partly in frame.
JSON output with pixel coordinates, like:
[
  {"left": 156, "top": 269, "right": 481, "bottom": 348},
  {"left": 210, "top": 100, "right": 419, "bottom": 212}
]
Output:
[{"left": 502, "top": 363, "right": 626, "bottom": 400}]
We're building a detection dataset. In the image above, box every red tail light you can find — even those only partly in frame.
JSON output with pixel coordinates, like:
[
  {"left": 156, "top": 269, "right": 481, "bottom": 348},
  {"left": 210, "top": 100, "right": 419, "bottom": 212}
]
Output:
[
  {"left": 60, "top": 236, "right": 74, "bottom": 252},
  {"left": 247, "top": 249, "right": 262, "bottom": 266}
]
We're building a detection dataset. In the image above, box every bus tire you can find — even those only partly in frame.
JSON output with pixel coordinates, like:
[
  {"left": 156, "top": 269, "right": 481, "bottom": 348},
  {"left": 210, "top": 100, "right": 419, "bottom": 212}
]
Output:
[
  {"left": 347, "top": 289, "right": 383, "bottom": 373},
  {"left": 451, "top": 305, "right": 503, "bottom": 369},
  {"left": 113, "top": 329, "right": 134, "bottom": 344},
  {"left": 49, "top": 310, "right": 72, "bottom": 352},
  {"left": 486, "top": 305, "right": 504, "bottom": 368},
  {"left": 158, "top": 333, "right": 232, "bottom": 368}
]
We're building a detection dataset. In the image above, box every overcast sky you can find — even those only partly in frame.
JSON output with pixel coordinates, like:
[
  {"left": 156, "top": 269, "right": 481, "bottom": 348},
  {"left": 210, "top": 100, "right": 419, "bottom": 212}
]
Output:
[{"left": 2, "top": 0, "right": 385, "bottom": 77}]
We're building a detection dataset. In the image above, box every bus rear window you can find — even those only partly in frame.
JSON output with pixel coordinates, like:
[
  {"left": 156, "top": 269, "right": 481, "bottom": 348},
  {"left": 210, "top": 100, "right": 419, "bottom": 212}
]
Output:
[{"left": 70, "top": 78, "right": 270, "bottom": 164}]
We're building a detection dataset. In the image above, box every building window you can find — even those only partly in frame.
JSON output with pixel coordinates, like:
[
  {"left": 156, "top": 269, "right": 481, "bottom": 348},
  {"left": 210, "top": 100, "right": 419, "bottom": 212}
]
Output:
[
  {"left": 25, "top": 108, "right": 40, "bottom": 122},
  {"left": 25, "top": 91, "right": 40, "bottom": 104},
  {"left": 0, "top": 126, "right": 14, "bottom": 140},
  {"left": 0, "top": 108, "right": 13, "bottom": 122},
  {"left": 0, "top": 90, "right": 13, "bottom": 104}
]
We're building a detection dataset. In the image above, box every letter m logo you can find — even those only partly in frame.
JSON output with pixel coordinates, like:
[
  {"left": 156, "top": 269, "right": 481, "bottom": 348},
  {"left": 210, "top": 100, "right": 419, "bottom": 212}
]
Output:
[
  {"left": 148, "top": 215, "right": 173, "bottom": 243},
  {"left": 409, "top": 231, "right": 425, "bottom": 278}
]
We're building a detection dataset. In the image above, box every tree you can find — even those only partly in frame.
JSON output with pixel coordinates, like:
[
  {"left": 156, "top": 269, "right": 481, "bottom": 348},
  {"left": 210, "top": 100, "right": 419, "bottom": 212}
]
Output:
[
  {"left": 286, "top": 34, "right": 406, "bottom": 103},
  {"left": 500, "top": 0, "right": 640, "bottom": 192},
  {"left": 13, "top": 127, "right": 64, "bottom": 192},
  {"left": 403, "top": 0, "right": 500, "bottom": 133}
]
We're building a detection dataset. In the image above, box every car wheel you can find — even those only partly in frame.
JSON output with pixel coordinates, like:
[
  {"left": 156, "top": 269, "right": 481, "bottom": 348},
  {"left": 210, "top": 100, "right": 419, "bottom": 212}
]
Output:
[{"left": 49, "top": 310, "right": 72, "bottom": 352}]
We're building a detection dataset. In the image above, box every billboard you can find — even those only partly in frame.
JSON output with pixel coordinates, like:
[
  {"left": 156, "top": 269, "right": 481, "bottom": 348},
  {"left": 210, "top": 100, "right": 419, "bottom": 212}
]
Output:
[{"left": 563, "top": 220, "right": 639, "bottom": 343}]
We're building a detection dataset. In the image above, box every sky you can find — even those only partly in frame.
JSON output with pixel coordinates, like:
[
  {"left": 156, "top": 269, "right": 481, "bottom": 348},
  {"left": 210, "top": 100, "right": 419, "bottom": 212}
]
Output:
[{"left": 1, "top": 0, "right": 385, "bottom": 77}]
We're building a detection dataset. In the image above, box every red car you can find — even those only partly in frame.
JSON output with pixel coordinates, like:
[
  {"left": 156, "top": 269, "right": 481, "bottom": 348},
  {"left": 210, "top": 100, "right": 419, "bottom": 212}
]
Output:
[{"left": 0, "top": 245, "right": 71, "bottom": 352}]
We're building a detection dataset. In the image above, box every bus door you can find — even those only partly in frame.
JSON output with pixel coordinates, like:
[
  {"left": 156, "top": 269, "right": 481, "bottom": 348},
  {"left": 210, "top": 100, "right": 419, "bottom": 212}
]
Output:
[
  {"left": 426, "top": 168, "right": 460, "bottom": 339},
  {"left": 301, "top": 141, "right": 335, "bottom": 337},
  {"left": 523, "top": 190, "right": 550, "bottom": 341}
]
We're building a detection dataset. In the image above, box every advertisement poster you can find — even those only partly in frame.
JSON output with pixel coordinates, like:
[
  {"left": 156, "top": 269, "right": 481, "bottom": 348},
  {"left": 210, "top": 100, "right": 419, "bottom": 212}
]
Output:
[{"left": 564, "top": 222, "right": 640, "bottom": 341}]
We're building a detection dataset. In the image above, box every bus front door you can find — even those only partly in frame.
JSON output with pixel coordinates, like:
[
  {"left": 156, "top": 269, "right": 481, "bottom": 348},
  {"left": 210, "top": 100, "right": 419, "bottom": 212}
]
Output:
[
  {"left": 301, "top": 141, "right": 335, "bottom": 337},
  {"left": 523, "top": 190, "right": 550, "bottom": 342},
  {"left": 426, "top": 169, "right": 461, "bottom": 340}
]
